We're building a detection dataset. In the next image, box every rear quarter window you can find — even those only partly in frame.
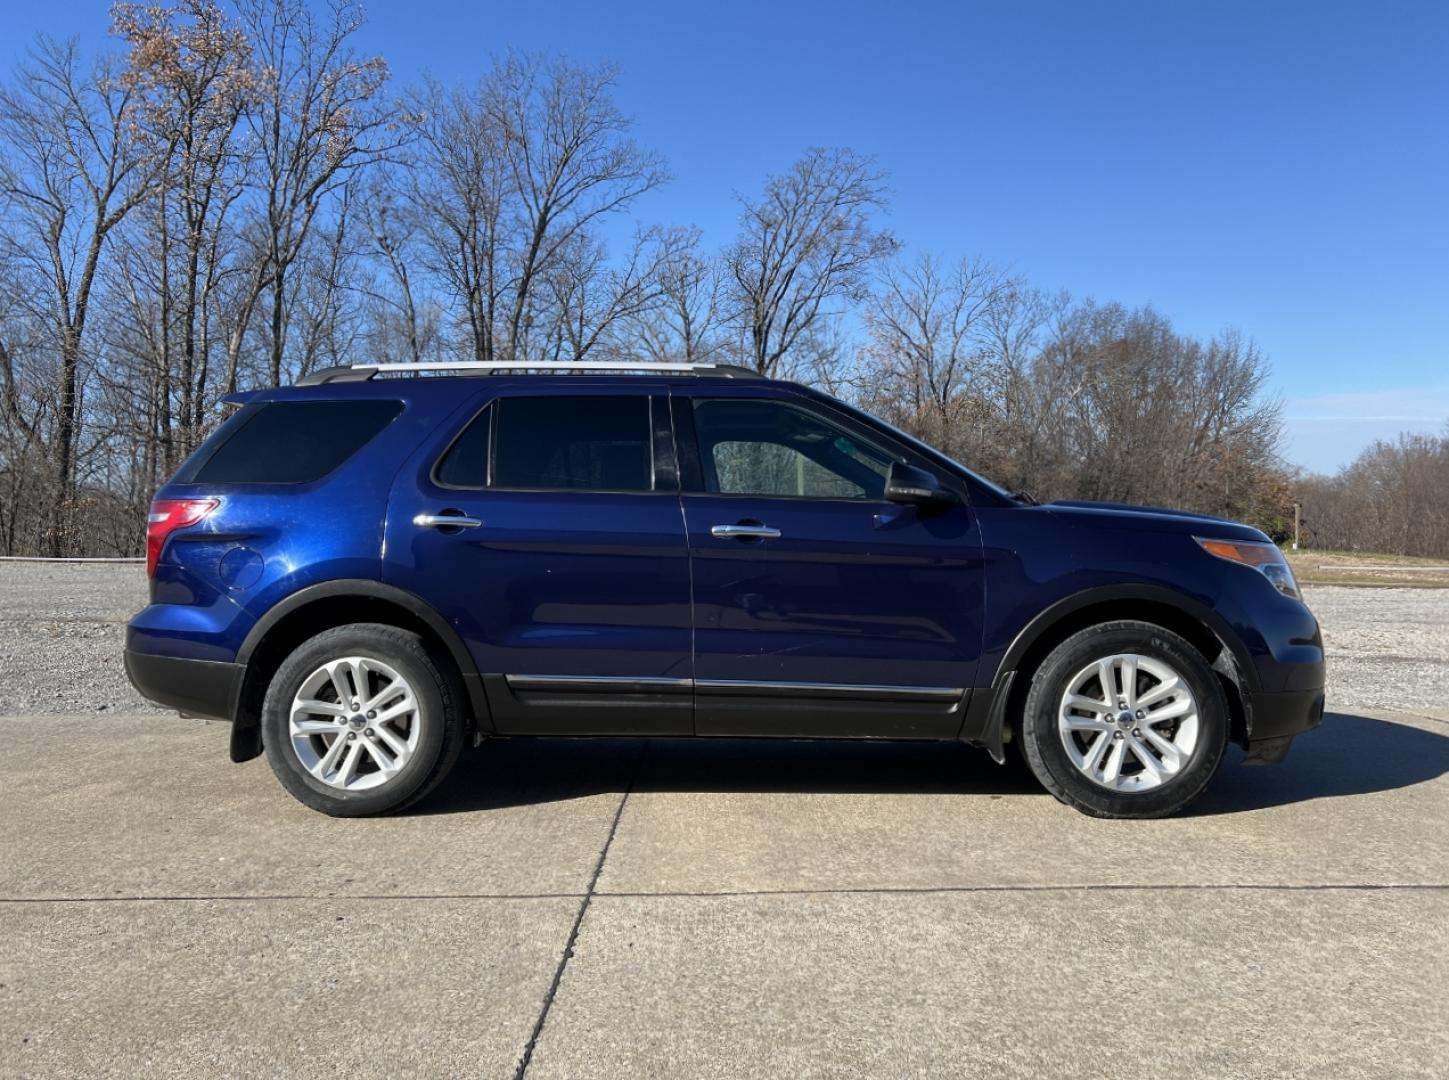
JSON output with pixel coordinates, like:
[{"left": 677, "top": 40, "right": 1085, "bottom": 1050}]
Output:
[{"left": 175, "top": 400, "right": 403, "bottom": 485}]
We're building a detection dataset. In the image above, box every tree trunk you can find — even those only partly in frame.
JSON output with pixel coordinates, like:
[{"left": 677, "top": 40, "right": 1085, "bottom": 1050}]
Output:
[
  {"left": 49, "top": 328, "right": 81, "bottom": 557},
  {"left": 268, "top": 263, "right": 285, "bottom": 386}
]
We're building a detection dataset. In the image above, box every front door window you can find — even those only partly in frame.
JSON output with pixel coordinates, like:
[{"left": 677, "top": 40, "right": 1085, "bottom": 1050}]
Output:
[{"left": 690, "top": 398, "right": 893, "bottom": 500}]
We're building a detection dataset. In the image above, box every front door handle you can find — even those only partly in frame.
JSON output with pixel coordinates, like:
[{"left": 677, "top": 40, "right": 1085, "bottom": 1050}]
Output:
[
  {"left": 711, "top": 523, "right": 782, "bottom": 540},
  {"left": 413, "top": 512, "right": 483, "bottom": 529}
]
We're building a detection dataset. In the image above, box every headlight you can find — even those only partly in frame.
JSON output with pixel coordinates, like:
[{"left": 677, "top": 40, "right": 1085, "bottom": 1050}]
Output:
[{"left": 1195, "top": 537, "right": 1302, "bottom": 600}]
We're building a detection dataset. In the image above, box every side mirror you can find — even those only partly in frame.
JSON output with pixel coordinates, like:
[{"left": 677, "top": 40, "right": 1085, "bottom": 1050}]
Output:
[{"left": 884, "top": 462, "right": 955, "bottom": 506}]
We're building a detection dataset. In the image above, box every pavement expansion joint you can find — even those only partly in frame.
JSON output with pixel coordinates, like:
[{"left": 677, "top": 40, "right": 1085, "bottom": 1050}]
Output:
[
  {"left": 0, "top": 892, "right": 584, "bottom": 904},
  {"left": 512, "top": 740, "right": 649, "bottom": 1080},
  {"left": 592, "top": 881, "right": 1449, "bottom": 899},
  {"left": 2, "top": 882, "right": 1446, "bottom": 907}
]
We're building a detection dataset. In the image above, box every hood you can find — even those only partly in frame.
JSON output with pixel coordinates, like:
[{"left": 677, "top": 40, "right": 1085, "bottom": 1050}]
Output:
[{"left": 1044, "top": 499, "right": 1267, "bottom": 540}]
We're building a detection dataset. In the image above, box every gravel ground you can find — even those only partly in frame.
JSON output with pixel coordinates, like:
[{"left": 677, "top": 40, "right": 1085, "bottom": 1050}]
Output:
[
  {"left": 0, "top": 562, "right": 1444, "bottom": 719},
  {"left": 0, "top": 562, "right": 153, "bottom": 715},
  {"left": 1307, "top": 586, "right": 1449, "bottom": 718}
]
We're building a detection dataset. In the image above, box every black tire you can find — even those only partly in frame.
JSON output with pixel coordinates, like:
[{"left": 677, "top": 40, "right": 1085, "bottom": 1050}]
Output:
[
  {"left": 262, "top": 623, "right": 465, "bottom": 817},
  {"left": 1019, "top": 620, "right": 1228, "bottom": 819}
]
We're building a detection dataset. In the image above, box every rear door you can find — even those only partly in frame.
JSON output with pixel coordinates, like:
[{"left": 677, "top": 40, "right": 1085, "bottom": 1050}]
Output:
[
  {"left": 385, "top": 383, "right": 692, "bottom": 735},
  {"left": 674, "top": 388, "right": 985, "bottom": 738}
]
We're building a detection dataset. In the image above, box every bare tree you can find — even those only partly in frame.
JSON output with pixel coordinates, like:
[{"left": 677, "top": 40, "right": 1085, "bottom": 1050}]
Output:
[
  {"left": 0, "top": 25, "right": 1311, "bottom": 556},
  {"left": 543, "top": 225, "right": 694, "bottom": 363},
  {"left": 490, "top": 53, "right": 666, "bottom": 361},
  {"left": 408, "top": 54, "right": 667, "bottom": 364},
  {"left": 287, "top": 177, "right": 365, "bottom": 375},
  {"left": 1297, "top": 428, "right": 1449, "bottom": 557},
  {"left": 726, "top": 147, "right": 895, "bottom": 376},
  {"left": 858, "top": 254, "right": 1015, "bottom": 456},
  {"left": 0, "top": 39, "right": 162, "bottom": 553},
  {"left": 113, "top": 0, "right": 252, "bottom": 457},
  {"left": 404, "top": 75, "right": 506, "bottom": 363},
  {"left": 358, "top": 169, "right": 431, "bottom": 363},
  {"left": 1019, "top": 301, "right": 1285, "bottom": 519},
  {"left": 0, "top": 267, "right": 54, "bottom": 553},
  {"left": 231, "top": 0, "right": 394, "bottom": 387},
  {"left": 623, "top": 227, "right": 730, "bottom": 364}
]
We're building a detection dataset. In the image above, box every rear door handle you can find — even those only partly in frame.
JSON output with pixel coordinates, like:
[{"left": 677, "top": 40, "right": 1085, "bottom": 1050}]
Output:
[
  {"left": 711, "top": 523, "right": 782, "bottom": 540},
  {"left": 413, "top": 512, "right": 483, "bottom": 529}
]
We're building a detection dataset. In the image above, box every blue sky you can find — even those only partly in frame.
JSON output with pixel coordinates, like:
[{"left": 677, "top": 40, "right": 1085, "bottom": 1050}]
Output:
[{"left": 5, "top": 0, "right": 1446, "bottom": 472}]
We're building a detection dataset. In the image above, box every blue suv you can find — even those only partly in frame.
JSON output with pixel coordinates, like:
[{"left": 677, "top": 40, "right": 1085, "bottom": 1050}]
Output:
[{"left": 125, "top": 361, "right": 1324, "bottom": 818}]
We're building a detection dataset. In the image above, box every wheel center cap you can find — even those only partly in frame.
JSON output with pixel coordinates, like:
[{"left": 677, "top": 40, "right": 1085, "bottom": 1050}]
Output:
[
  {"left": 1117, "top": 712, "right": 1134, "bottom": 729},
  {"left": 349, "top": 714, "right": 367, "bottom": 730}
]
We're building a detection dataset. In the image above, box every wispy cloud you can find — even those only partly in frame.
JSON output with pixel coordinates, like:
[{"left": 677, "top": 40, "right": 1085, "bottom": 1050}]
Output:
[
  {"left": 1284, "top": 385, "right": 1449, "bottom": 423},
  {"left": 1281, "top": 385, "right": 1448, "bottom": 473},
  {"left": 1285, "top": 415, "right": 1445, "bottom": 422}
]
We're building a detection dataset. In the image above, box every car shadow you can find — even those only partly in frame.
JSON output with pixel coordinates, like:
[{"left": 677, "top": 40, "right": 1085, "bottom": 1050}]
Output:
[
  {"left": 413, "top": 711, "right": 1449, "bottom": 815},
  {"left": 1189, "top": 711, "right": 1449, "bottom": 815}
]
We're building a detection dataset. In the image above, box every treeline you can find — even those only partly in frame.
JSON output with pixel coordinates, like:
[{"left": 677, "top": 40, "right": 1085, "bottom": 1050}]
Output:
[
  {"left": 0, "top": 0, "right": 1294, "bottom": 557},
  {"left": 1296, "top": 431, "right": 1449, "bottom": 558}
]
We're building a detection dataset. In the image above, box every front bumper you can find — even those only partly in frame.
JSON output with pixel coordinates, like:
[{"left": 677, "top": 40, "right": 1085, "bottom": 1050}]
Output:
[
  {"left": 124, "top": 648, "right": 241, "bottom": 722},
  {"left": 1237, "top": 599, "right": 1325, "bottom": 764},
  {"left": 1242, "top": 686, "right": 1325, "bottom": 764}
]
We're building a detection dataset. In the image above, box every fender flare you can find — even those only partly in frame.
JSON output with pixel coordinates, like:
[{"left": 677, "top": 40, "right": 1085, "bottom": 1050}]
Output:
[
  {"left": 968, "top": 582, "right": 1258, "bottom": 761},
  {"left": 229, "top": 579, "right": 489, "bottom": 761},
  {"left": 993, "top": 582, "right": 1259, "bottom": 693}
]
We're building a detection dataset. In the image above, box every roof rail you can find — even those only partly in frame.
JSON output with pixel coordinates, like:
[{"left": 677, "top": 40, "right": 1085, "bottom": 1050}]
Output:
[
  {"left": 295, "top": 365, "right": 375, "bottom": 386},
  {"left": 295, "top": 360, "right": 766, "bottom": 386}
]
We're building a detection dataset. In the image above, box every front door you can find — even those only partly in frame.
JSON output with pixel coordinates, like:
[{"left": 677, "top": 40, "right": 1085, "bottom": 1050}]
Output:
[
  {"left": 674, "top": 390, "right": 985, "bottom": 738},
  {"left": 385, "top": 385, "right": 692, "bottom": 735}
]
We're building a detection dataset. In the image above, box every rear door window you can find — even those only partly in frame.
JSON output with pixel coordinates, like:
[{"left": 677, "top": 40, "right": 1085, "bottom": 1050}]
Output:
[
  {"left": 176, "top": 400, "right": 403, "bottom": 484},
  {"left": 489, "top": 395, "right": 654, "bottom": 491}
]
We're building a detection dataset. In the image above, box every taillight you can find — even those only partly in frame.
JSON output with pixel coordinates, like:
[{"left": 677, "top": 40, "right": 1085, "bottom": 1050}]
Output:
[{"left": 146, "top": 498, "right": 219, "bottom": 576}]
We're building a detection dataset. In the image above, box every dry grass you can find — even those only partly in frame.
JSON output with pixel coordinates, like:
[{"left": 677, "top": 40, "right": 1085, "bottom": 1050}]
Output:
[{"left": 1285, "top": 548, "right": 1449, "bottom": 588}]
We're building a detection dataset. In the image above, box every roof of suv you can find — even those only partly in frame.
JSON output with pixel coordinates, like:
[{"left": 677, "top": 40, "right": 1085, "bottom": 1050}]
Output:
[{"left": 220, "top": 362, "right": 792, "bottom": 409}]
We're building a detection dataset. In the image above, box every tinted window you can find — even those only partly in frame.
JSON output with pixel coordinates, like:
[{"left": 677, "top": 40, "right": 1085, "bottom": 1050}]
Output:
[
  {"left": 691, "top": 398, "right": 893, "bottom": 499},
  {"left": 493, "top": 396, "right": 652, "bottom": 491},
  {"left": 434, "top": 404, "right": 492, "bottom": 487},
  {"left": 179, "top": 400, "right": 402, "bottom": 484}
]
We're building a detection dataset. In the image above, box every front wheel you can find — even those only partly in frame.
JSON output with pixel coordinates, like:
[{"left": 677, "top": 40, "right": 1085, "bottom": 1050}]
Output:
[
  {"left": 1019, "top": 621, "right": 1229, "bottom": 818},
  {"left": 261, "top": 623, "right": 465, "bottom": 816}
]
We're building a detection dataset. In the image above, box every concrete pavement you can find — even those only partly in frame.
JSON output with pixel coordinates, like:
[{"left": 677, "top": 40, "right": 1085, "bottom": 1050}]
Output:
[
  {"left": 2, "top": 709, "right": 1446, "bottom": 1077},
  {"left": 529, "top": 889, "right": 1446, "bottom": 1080}
]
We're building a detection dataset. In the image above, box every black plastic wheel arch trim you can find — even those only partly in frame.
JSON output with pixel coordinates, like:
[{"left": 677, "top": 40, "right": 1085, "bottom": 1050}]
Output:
[
  {"left": 989, "top": 584, "right": 1258, "bottom": 695},
  {"left": 229, "top": 579, "right": 492, "bottom": 762},
  {"left": 962, "top": 583, "right": 1260, "bottom": 755}
]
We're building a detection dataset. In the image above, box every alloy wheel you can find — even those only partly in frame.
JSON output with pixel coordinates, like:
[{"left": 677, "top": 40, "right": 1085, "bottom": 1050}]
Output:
[
  {"left": 1056, "top": 652, "right": 1200, "bottom": 793},
  {"left": 288, "top": 655, "right": 422, "bottom": 791}
]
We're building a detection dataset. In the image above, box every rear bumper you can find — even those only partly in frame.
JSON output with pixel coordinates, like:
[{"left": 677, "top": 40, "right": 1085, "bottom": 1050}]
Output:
[{"left": 124, "top": 649, "right": 240, "bottom": 722}]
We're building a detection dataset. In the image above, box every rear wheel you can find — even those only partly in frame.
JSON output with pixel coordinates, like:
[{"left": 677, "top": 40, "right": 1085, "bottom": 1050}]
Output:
[
  {"left": 1019, "top": 620, "right": 1228, "bottom": 818},
  {"left": 262, "top": 623, "right": 465, "bottom": 816}
]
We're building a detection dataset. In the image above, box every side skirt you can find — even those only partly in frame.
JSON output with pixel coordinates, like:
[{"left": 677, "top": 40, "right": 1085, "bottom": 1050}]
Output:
[
  {"left": 485, "top": 674, "right": 694, "bottom": 736},
  {"left": 485, "top": 674, "right": 972, "bottom": 740}
]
